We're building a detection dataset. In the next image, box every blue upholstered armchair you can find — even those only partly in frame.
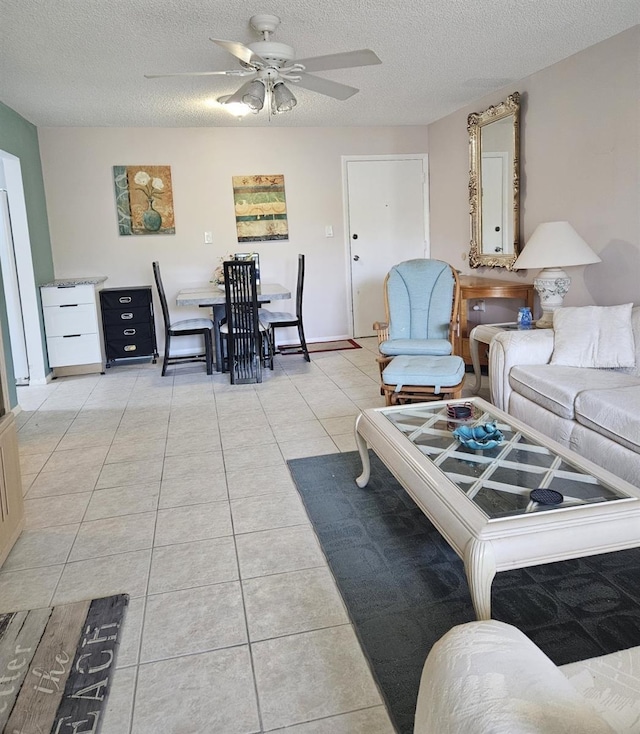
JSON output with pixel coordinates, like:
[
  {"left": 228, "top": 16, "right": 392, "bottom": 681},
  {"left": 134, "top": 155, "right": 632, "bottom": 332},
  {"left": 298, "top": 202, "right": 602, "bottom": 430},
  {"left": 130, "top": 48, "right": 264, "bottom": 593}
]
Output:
[{"left": 374, "top": 259, "right": 460, "bottom": 376}]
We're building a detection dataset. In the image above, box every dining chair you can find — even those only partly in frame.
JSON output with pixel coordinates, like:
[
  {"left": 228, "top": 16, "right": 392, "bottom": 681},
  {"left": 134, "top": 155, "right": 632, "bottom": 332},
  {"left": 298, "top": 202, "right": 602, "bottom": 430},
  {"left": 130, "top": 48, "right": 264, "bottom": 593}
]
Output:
[
  {"left": 234, "top": 252, "right": 260, "bottom": 284},
  {"left": 220, "top": 260, "right": 270, "bottom": 383},
  {"left": 152, "top": 261, "right": 213, "bottom": 376},
  {"left": 259, "top": 254, "right": 310, "bottom": 362}
]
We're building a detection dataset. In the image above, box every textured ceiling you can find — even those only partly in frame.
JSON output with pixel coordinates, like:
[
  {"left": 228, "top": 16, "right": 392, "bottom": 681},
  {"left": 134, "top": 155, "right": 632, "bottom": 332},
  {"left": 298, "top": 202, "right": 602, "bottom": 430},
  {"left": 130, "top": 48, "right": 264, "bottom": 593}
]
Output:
[{"left": 1, "top": 0, "right": 638, "bottom": 128}]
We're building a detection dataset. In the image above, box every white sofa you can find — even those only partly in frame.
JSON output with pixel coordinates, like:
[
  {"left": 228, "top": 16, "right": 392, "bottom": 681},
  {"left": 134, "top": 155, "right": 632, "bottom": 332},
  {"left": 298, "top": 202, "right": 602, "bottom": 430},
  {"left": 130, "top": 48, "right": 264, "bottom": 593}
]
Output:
[
  {"left": 414, "top": 620, "right": 640, "bottom": 734},
  {"left": 488, "top": 306, "right": 640, "bottom": 484}
]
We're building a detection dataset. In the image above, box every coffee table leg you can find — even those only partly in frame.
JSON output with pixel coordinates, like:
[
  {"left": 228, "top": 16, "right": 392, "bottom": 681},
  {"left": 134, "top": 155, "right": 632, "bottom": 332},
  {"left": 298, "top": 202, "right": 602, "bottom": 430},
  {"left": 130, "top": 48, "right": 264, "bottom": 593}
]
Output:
[
  {"left": 354, "top": 416, "right": 370, "bottom": 488},
  {"left": 464, "top": 538, "right": 497, "bottom": 620}
]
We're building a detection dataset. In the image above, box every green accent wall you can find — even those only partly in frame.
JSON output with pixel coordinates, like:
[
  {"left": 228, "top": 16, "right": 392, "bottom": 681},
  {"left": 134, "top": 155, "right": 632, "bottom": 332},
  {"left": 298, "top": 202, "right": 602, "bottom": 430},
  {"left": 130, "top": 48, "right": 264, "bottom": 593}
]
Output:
[{"left": 0, "top": 101, "right": 55, "bottom": 408}]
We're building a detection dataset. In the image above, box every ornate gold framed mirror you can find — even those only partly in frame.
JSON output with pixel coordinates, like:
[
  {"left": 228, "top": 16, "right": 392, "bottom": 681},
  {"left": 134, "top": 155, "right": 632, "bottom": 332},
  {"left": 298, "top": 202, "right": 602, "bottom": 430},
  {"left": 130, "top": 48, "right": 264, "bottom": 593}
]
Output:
[{"left": 468, "top": 92, "right": 520, "bottom": 269}]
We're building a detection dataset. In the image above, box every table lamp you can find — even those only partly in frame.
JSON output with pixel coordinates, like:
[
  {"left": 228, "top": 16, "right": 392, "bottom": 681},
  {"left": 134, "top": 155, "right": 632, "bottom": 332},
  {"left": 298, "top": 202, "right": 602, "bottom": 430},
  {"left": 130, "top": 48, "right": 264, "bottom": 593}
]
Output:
[{"left": 513, "top": 221, "right": 601, "bottom": 328}]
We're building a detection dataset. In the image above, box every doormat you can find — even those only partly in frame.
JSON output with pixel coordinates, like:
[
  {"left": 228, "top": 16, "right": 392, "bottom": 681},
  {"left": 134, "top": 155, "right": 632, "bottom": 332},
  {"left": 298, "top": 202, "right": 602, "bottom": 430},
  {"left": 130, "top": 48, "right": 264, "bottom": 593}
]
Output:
[
  {"left": 0, "top": 594, "right": 128, "bottom": 734},
  {"left": 287, "top": 451, "right": 640, "bottom": 734},
  {"left": 279, "top": 339, "right": 362, "bottom": 354}
]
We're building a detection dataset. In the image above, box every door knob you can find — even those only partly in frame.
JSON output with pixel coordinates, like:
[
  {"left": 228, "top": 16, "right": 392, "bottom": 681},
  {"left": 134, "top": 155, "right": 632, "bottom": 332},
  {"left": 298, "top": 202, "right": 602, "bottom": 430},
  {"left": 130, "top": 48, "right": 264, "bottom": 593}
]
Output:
[
  {"left": 353, "top": 255, "right": 360, "bottom": 261},
  {"left": 352, "top": 233, "right": 358, "bottom": 239}
]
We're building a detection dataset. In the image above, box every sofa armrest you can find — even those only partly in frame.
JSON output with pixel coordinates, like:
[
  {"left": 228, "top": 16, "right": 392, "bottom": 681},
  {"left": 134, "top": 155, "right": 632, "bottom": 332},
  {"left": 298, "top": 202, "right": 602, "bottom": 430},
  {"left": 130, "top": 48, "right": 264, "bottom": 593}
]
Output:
[
  {"left": 489, "top": 329, "right": 555, "bottom": 412},
  {"left": 414, "top": 620, "right": 614, "bottom": 734}
]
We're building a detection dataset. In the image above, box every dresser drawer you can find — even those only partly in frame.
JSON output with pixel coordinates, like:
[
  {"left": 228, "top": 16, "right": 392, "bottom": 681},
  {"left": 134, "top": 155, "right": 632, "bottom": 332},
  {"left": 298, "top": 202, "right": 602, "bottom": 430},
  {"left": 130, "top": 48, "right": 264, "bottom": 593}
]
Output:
[
  {"left": 103, "top": 322, "right": 153, "bottom": 341},
  {"left": 105, "top": 337, "right": 156, "bottom": 360},
  {"left": 100, "top": 289, "right": 151, "bottom": 310},
  {"left": 41, "top": 284, "right": 95, "bottom": 307},
  {"left": 102, "top": 306, "right": 150, "bottom": 327},
  {"left": 43, "top": 303, "right": 98, "bottom": 337},
  {"left": 46, "top": 334, "right": 102, "bottom": 367},
  {"left": 100, "top": 286, "right": 157, "bottom": 367}
]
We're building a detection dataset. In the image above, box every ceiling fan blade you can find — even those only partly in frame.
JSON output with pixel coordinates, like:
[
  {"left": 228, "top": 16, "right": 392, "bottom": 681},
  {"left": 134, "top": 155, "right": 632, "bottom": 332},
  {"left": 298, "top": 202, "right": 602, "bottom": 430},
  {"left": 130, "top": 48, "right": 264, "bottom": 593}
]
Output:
[
  {"left": 293, "top": 73, "right": 359, "bottom": 100},
  {"left": 294, "top": 49, "right": 381, "bottom": 73},
  {"left": 224, "top": 78, "right": 258, "bottom": 105},
  {"left": 145, "top": 71, "right": 238, "bottom": 78},
  {"left": 210, "top": 38, "right": 267, "bottom": 67}
]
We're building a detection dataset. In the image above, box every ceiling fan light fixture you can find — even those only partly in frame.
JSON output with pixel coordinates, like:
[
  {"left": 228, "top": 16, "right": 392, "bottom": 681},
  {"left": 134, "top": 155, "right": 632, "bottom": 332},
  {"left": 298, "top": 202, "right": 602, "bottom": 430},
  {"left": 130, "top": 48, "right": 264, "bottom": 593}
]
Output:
[
  {"left": 272, "top": 81, "right": 297, "bottom": 113},
  {"left": 216, "top": 95, "right": 251, "bottom": 119},
  {"left": 148, "top": 14, "right": 382, "bottom": 118},
  {"left": 242, "top": 79, "right": 266, "bottom": 111}
]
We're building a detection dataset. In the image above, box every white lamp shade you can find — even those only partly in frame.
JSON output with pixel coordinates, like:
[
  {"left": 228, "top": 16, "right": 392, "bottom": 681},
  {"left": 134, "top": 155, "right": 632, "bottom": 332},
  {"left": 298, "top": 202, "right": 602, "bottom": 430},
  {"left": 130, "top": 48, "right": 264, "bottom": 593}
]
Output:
[{"left": 514, "top": 221, "right": 601, "bottom": 270}]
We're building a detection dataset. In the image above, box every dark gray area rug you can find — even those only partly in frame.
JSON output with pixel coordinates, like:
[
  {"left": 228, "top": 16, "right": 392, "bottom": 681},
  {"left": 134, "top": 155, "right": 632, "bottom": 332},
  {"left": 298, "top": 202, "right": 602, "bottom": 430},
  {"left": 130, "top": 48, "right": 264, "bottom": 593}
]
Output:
[{"left": 288, "top": 451, "right": 640, "bottom": 734}]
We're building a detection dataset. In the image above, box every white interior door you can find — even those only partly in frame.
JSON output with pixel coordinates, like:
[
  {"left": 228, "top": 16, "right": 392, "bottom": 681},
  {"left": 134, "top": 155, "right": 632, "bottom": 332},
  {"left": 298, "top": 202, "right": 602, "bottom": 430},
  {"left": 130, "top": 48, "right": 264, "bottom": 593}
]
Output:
[
  {"left": 0, "top": 151, "right": 47, "bottom": 389},
  {"left": 0, "top": 191, "right": 29, "bottom": 384},
  {"left": 345, "top": 157, "right": 428, "bottom": 337},
  {"left": 481, "top": 153, "right": 508, "bottom": 254}
]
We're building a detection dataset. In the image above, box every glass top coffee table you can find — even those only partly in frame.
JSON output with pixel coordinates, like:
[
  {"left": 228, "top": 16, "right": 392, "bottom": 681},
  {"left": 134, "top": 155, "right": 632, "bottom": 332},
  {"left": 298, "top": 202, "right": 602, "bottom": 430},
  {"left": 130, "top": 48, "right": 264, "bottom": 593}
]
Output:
[{"left": 354, "top": 397, "right": 640, "bottom": 620}]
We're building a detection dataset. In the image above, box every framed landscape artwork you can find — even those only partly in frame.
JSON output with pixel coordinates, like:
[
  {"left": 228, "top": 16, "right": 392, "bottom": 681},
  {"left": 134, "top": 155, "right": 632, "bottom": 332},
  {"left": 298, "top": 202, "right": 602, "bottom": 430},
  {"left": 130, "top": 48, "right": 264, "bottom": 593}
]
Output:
[
  {"left": 113, "top": 165, "right": 175, "bottom": 235},
  {"left": 232, "top": 174, "right": 288, "bottom": 242}
]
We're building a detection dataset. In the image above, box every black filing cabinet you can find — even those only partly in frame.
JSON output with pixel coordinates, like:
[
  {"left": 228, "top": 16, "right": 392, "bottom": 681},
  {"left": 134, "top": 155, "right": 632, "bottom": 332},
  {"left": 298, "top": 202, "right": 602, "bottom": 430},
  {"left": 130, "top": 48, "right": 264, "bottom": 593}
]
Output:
[{"left": 100, "top": 286, "right": 158, "bottom": 367}]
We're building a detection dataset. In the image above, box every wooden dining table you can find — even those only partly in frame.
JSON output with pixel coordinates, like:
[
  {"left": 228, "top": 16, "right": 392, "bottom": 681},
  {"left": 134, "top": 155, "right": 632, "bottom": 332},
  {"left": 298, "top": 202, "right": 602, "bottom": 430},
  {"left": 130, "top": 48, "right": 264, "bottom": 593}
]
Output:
[{"left": 176, "top": 283, "right": 291, "bottom": 372}]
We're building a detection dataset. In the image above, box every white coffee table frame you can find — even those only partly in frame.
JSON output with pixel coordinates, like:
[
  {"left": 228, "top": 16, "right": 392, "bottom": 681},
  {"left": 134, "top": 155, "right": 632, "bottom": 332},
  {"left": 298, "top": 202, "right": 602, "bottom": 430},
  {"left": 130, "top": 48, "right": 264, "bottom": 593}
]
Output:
[{"left": 354, "top": 397, "right": 640, "bottom": 620}]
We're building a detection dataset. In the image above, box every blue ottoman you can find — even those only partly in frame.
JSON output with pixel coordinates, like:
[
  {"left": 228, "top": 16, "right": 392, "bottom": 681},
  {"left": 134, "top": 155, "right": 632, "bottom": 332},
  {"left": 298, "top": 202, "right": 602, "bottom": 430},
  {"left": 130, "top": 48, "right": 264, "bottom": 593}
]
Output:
[{"left": 381, "top": 354, "right": 466, "bottom": 405}]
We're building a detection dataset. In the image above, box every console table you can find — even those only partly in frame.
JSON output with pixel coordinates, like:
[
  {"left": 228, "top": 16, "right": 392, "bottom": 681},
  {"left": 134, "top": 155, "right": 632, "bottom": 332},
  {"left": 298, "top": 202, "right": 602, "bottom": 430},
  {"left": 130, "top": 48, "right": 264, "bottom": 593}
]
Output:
[{"left": 456, "top": 276, "right": 535, "bottom": 365}]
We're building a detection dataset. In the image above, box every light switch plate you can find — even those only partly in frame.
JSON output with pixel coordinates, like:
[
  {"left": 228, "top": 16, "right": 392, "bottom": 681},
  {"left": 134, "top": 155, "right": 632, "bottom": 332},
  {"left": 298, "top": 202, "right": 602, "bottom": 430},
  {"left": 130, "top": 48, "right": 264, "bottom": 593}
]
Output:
[
  {"left": 204, "top": 231, "right": 213, "bottom": 244},
  {"left": 325, "top": 225, "right": 334, "bottom": 237}
]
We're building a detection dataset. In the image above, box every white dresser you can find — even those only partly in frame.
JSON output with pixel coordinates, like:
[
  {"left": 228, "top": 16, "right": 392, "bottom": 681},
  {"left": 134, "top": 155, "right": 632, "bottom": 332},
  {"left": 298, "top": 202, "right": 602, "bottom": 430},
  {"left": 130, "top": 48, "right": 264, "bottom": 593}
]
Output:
[{"left": 40, "top": 277, "right": 107, "bottom": 377}]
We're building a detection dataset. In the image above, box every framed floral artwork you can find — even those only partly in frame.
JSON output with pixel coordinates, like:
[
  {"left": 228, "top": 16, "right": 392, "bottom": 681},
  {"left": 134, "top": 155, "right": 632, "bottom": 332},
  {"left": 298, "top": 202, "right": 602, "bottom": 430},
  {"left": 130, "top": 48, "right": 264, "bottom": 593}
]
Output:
[
  {"left": 113, "top": 165, "right": 175, "bottom": 235},
  {"left": 232, "top": 174, "right": 288, "bottom": 242}
]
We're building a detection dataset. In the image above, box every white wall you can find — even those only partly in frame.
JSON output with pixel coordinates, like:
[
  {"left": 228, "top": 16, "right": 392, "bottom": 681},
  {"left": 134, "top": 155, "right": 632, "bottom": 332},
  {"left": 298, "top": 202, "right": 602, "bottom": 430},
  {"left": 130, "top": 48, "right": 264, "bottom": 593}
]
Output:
[
  {"left": 38, "top": 125, "right": 428, "bottom": 350},
  {"left": 428, "top": 26, "right": 639, "bottom": 325}
]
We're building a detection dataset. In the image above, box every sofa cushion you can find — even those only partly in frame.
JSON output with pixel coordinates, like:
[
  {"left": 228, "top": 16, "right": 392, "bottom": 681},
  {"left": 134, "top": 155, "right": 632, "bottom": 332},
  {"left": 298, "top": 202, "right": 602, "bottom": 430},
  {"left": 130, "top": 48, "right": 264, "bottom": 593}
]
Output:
[
  {"left": 575, "top": 386, "right": 640, "bottom": 455},
  {"left": 551, "top": 304, "right": 635, "bottom": 369},
  {"left": 509, "top": 365, "right": 640, "bottom": 420}
]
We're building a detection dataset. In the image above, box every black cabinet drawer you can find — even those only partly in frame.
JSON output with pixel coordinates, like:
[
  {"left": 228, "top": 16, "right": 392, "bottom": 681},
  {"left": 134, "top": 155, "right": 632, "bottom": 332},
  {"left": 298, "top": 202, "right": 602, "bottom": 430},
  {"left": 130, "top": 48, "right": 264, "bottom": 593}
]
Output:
[
  {"left": 102, "top": 306, "right": 150, "bottom": 327},
  {"left": 101, "top": 289, "right": 151, "bottom": 310},
  {"left": 103, "top": 322, "right": 153, "bottom": 340},
  {"left": 100, "top": 285, "right": 157, "bottom": 366},
  {"left": 106, "top": 337, "right": 156, "bottom": 360}
]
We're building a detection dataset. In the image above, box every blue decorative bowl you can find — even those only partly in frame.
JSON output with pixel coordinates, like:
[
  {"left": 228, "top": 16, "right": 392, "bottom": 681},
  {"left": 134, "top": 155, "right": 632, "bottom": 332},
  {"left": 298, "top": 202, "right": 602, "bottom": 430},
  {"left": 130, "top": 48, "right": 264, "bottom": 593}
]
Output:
[{"left": 452, "top": 421, "right": 504, "bottom": 450}]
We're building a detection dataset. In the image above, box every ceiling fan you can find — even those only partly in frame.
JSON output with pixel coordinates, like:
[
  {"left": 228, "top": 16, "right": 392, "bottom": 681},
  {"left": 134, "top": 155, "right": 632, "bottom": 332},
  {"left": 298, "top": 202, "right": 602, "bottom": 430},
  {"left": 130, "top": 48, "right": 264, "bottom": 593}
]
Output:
[{"left": 146, "top": 14, "right": 382, "bottom": 116}]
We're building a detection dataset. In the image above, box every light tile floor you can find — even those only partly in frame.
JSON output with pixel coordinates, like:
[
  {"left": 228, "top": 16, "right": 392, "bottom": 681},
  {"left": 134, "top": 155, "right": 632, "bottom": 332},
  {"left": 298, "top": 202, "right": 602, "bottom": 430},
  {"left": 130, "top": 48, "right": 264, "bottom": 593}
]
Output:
[{"left": 2, "top": 338, "right": 485, "bottom": 734}]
